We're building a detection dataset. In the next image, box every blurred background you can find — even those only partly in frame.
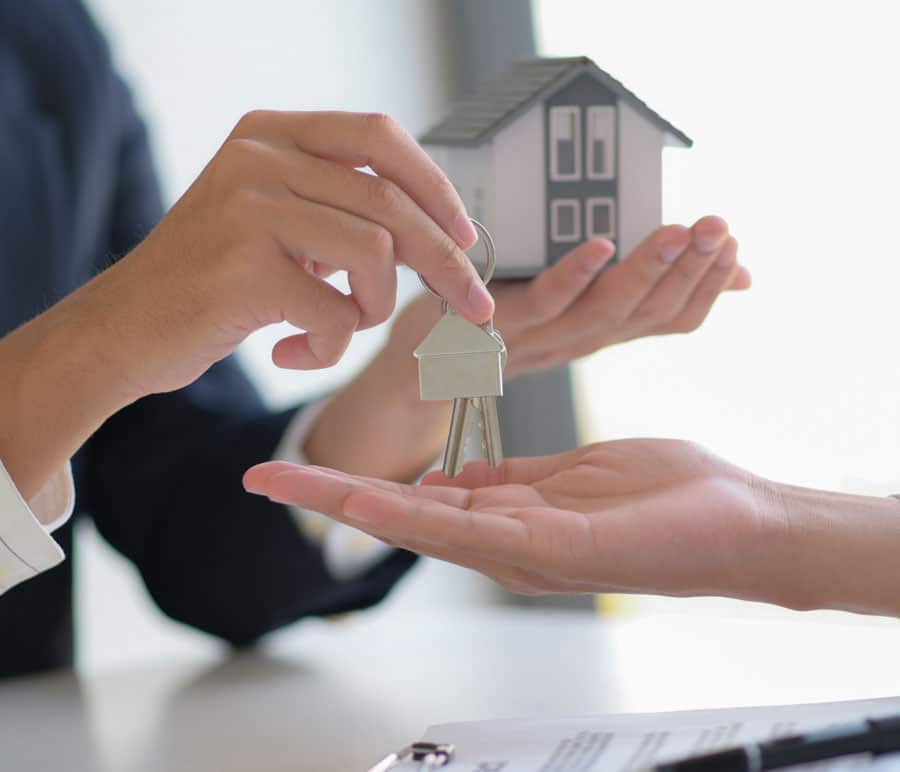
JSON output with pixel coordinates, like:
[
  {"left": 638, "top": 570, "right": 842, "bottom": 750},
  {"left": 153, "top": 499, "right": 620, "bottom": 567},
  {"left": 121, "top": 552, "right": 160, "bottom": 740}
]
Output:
[{"left": 76, "top": 0, "right": 900, "bottom": 673}]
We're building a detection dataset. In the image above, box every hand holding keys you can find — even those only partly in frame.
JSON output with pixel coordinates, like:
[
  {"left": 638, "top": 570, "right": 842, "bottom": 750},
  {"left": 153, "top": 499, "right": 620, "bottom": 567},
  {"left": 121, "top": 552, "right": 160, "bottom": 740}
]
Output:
[{"left": 414, "top": 221, "right": 506, "bottom": 477}]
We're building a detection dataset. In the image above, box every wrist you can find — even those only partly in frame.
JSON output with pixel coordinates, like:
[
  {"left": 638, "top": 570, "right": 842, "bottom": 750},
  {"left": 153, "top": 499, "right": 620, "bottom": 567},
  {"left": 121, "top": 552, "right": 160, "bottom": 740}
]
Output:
[
  {"left": 0, "top": 287, "right": 139, "bottom": 498},
  {"left": 304, "top": 355, "right": 450, "bottom": 481},
  {"left": 760, "top": 480, "right": 900, "bottom": 616}
]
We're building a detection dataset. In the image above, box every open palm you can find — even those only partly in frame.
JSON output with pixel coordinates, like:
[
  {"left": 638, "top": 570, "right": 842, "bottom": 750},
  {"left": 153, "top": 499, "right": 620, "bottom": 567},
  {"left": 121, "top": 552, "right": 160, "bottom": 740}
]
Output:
[{"left": 244, "top": 439, "right": 784, "bottom": 602}]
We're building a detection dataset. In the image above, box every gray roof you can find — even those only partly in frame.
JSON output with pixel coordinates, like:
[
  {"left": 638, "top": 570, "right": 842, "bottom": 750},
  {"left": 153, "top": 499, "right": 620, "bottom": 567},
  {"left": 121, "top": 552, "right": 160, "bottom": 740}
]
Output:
[{"left": 419, "top": 57, "right": 692, "bottom": 148}]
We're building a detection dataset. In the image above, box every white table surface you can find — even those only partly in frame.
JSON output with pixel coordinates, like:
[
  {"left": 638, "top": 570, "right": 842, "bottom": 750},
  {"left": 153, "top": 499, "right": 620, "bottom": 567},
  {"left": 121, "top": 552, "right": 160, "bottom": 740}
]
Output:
[{"left": 4, "top": 606, "right": 900, "bottom": 771}]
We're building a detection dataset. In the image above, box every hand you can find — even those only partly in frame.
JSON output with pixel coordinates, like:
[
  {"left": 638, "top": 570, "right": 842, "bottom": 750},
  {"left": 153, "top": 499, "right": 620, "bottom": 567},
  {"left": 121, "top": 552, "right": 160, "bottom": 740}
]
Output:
[
  {"left": 80, "top": 110, "right": 494, "bottom": 400},
  {"left": 377, "top": 214, "right": 749, "bottom": 387},
  {"left": 245, "top": 440, "right": 776, "bottom": 599},
  {"left": 0, "top": 110, "right": 495, "bottom": 499},
  {"left": 301, "top": 215, "right": 750, "bottom": 480},
  {"left": 244, "top": 442, "right": 900, "bottom": 617}
]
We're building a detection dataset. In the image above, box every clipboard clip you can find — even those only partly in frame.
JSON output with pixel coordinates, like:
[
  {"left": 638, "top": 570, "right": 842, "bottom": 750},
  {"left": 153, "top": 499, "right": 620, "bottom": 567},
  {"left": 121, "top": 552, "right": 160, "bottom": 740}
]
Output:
[{"left": 367, "top": 741, "right": 455, "bottom": 771}]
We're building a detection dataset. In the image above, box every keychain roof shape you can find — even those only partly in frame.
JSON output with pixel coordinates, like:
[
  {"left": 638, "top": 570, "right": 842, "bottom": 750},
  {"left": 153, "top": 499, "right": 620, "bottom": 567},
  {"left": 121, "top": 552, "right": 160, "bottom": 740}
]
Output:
[
  {"left": 414, "top": 313, "right": 505, "bottom": 401},
  {"left": 420, "top": 56, "right": 693, "bottom": 278}
]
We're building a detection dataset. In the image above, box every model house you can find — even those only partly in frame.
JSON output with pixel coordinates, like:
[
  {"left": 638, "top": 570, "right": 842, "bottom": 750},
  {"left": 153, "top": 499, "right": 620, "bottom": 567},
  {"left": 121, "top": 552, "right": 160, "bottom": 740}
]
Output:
[{"left": 420, "top": 57, "right": 692, "bottom": 277}]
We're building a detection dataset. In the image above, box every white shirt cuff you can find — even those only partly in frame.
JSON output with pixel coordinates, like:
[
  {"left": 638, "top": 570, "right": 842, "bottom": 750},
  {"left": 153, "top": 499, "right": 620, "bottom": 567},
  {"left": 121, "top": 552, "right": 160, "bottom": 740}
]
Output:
[
  {"left": 0, "top": 460, "right": 73, "bottom": 595},
  {"left": 273, "top": 399, "right": 395, "bottom": 582}
]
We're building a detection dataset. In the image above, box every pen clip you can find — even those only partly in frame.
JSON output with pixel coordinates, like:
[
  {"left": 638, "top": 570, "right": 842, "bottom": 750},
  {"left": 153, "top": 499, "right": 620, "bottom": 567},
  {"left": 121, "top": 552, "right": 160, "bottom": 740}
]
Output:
[{"left": 367, "top": 742, "right": 455, "bottom": 771}]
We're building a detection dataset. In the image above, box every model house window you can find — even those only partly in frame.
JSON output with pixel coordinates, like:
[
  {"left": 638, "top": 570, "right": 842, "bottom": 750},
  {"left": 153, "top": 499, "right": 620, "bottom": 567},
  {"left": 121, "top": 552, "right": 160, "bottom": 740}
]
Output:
[
  {"left": 586, "top": 197, "right": 615, "bottom": 239},
  {"left": 586, "top": 106, "right": 615, "bottom": 180},
  {"left": 549, "top": 106, "right": 581, "bottom": 181},
  {"left": 551, "top": 199, "right": 581, "bottom": 242}
]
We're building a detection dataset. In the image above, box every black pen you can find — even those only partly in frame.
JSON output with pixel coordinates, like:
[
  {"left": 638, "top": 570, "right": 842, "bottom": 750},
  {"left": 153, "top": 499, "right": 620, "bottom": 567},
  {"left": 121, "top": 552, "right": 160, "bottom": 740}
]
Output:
[{"left": 651, "top": 714, "right": 900, "bottom": 771}]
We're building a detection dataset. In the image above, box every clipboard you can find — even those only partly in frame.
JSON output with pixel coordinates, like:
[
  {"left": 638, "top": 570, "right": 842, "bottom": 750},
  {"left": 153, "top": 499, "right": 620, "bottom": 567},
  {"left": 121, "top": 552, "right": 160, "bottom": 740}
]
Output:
[{"left": 363, "top": 696, "right": 900, "bottom": 772}]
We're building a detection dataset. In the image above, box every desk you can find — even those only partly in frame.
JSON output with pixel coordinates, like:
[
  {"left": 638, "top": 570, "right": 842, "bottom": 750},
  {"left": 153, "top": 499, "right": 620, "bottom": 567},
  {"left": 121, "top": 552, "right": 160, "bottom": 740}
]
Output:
[{"left": 4, "top": 607, "right": 900, "bottom": 771}]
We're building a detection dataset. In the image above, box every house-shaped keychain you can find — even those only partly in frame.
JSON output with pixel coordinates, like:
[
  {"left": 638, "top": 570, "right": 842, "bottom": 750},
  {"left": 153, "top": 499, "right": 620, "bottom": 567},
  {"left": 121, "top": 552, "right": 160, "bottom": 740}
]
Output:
[
  {"left": 414, "top": 312, "right": 505, "bottom": 402},
  {"left": 420, "top": 57, "right": 692, "bottom": 278}
]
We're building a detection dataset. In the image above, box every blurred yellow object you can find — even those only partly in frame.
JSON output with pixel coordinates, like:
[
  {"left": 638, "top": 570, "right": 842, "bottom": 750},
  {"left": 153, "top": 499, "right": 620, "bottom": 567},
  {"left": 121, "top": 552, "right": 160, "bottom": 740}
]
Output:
[{"left": 595, "top": 594, "right": 636, "bottom": 616}]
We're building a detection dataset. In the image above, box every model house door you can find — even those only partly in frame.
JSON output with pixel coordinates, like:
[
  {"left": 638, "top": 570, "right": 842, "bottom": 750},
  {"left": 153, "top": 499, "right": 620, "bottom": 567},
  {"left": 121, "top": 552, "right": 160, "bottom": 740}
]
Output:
[{"left": 546, "top": 101, "right": 617, "bottom": 265}]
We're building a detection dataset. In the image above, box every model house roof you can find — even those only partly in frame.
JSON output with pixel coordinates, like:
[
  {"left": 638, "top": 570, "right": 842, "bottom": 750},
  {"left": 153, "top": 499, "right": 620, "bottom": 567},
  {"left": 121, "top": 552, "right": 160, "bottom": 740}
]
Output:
[{"left": 420, "top": 56, "right": 692, "bottom": 149}]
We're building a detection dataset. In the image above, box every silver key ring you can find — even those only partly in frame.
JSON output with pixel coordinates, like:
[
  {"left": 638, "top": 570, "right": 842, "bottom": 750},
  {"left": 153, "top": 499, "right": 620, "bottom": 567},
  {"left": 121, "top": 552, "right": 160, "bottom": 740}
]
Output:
[{"left": 416, "top": 218, "right": 496, "bottom": 302}]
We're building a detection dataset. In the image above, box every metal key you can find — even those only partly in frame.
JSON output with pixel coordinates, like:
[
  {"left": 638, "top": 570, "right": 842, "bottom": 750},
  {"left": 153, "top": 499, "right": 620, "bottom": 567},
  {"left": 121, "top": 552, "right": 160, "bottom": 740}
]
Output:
[{"left": 414, "top": 220, "right": 506, "bottom": 477}]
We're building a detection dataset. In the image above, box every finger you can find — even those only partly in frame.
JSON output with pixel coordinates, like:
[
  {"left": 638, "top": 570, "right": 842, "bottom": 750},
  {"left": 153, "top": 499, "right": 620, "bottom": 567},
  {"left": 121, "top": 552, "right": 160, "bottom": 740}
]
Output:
[
  {"left": 271, "top": 196, "right": 397, "bottom": 330},
  {"left": 655, "top": 237, "right": 740, "bottom": 334},
  {"left": 230, "top": 110, "right": 493, "bottom": 323},
  {"left": 508, "top": 224, "right": 692, "bottom": 357},
  {"left": 592, "top": 223, "right": 694, "bottom": 319},
  {"left": 245, "top": 465, "right": 569, "bottom": 591},
  {"left": 341, "top": 489, "right": 532, "bottom": 559},
  {"left": 272, "top": 152, "right": 490, "bottom": 328},
  {"left": 497, "top": 239, "right": 615, "bottom": 328},
  {"left": 263, "top": 261, "right": 360, "bottom": 370},
  {"left": 423, "top": 446, "right": 596, "bottom": 489},
  {"left": 623, "top": 217, "right": 731, "bottom": 336},
  {"left": 727, "top": 265, "right": 752, "bottom": 290},
  {"left": 244, "top": 462, "right": 477, "bottom": 509},
  {"left": 248, "top": 465, "right": 533, "bottom": 561}
]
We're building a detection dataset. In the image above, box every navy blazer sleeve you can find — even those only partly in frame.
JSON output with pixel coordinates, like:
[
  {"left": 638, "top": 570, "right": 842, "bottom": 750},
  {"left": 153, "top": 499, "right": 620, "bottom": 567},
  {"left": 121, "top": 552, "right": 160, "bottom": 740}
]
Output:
[{"left": 79, "top": 61, "right": 415, "bottom": 645}]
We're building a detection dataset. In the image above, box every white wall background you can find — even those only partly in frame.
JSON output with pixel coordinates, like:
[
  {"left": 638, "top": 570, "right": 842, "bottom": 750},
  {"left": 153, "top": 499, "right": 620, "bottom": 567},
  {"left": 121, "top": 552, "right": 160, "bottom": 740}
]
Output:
[{"left": 535, "top": 0, "right": 900, "bottom": 489}]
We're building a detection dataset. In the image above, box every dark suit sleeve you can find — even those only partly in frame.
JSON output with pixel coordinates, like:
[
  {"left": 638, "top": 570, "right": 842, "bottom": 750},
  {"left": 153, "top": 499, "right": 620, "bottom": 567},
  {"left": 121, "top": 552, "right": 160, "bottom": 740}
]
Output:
[{"left": 80, "top": 79, "right": 415, "bottom": 645}]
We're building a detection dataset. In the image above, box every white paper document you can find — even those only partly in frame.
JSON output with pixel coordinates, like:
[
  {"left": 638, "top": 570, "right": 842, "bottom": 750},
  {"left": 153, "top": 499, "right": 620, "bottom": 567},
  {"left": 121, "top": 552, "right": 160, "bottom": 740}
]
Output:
[{"left": 396, "top": 696, "right": 900, "bottom": 771}]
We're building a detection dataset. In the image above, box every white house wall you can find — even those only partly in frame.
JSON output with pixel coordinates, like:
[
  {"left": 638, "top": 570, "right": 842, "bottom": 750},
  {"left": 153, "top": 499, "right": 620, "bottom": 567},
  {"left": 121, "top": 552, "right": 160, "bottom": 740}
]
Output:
[
  {"left": 432, "top": 145, "right": 492, "bottom": 229},
  {"left": 617, "top": 100, "right": 664, "bottom": 260},
  {"left": 491, "top": 102, "right": 545, "bottom": 276}
]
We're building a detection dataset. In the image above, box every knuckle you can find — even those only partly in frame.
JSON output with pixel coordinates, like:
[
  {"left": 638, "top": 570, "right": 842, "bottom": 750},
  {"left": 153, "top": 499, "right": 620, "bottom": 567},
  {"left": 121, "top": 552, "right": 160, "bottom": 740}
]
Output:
[
  {"left": 365, "top": 175, "right": 403, "bottom": 215},
  {"left": 362, "top": 111, "right": 401, "bottom": 140},
  {"left": 311, "top": 326, "right": 354, "bottom": 368},
  {"left": 333, "top": 296, "right": 361, "bottom": 334},
  {"left": 673, "top": 258, "right": 702, "bottom": 283},
  {"left": 234, "top": 109, "right": 274, "bottom": 136},
  {"left": 426, "top": 164, "right": 458, "bottom": 200},
  {"left": 219, "top": 137, "right": 265, "bottom": 174},
  {"left": 437, "top": 237, "right": 464, "bottom": 277},
  {"left": 368, "top": 224, "right": 395, "bottom": 263}
]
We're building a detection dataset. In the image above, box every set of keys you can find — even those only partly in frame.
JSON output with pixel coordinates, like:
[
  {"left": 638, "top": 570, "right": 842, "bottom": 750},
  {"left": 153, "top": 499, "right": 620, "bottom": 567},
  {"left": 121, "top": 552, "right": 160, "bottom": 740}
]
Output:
[{"left": 414, "top": 220, "right": 506, "bottom": 478}]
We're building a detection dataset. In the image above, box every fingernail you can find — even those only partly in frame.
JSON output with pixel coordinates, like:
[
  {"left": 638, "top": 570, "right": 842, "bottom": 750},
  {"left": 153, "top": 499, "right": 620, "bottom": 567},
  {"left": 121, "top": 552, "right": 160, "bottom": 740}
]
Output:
[
  {"left": 659, "top": 240, "right": 687, "bottom": 264},
  {"left": 467, "top": 280, "right": 495, "bottom": 320},
  {"left": 581, "top": 252, "right": 611, "bottom": 272},
  {"left": 695, "top": 230, "right": 727, "bottom": 255},
  {"left": 453, "top": 212, "right": 478, "bottom": 248}
]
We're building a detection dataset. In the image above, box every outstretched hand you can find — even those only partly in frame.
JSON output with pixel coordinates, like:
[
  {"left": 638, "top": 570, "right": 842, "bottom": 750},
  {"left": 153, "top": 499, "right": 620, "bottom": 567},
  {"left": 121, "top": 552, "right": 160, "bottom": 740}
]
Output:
[
  {"left": 244, "top": 439, "right": 786, "bottom": 602},
  {"left": 381, "top": 215, "right": 749, "bottom": 383}
]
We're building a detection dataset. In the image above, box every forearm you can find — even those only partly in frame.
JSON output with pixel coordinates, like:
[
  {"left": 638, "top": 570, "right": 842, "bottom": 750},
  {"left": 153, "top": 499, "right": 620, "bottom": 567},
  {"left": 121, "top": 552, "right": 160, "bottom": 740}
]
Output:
[
  {"left": 0, "top": 275, "right": 138, "bottom": 499},
  {"left": 304, "top": 353, "right": 450, "bottom": 482},
  {"left": 762, "top": 481, "right": 900, "bottom": 617}
]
